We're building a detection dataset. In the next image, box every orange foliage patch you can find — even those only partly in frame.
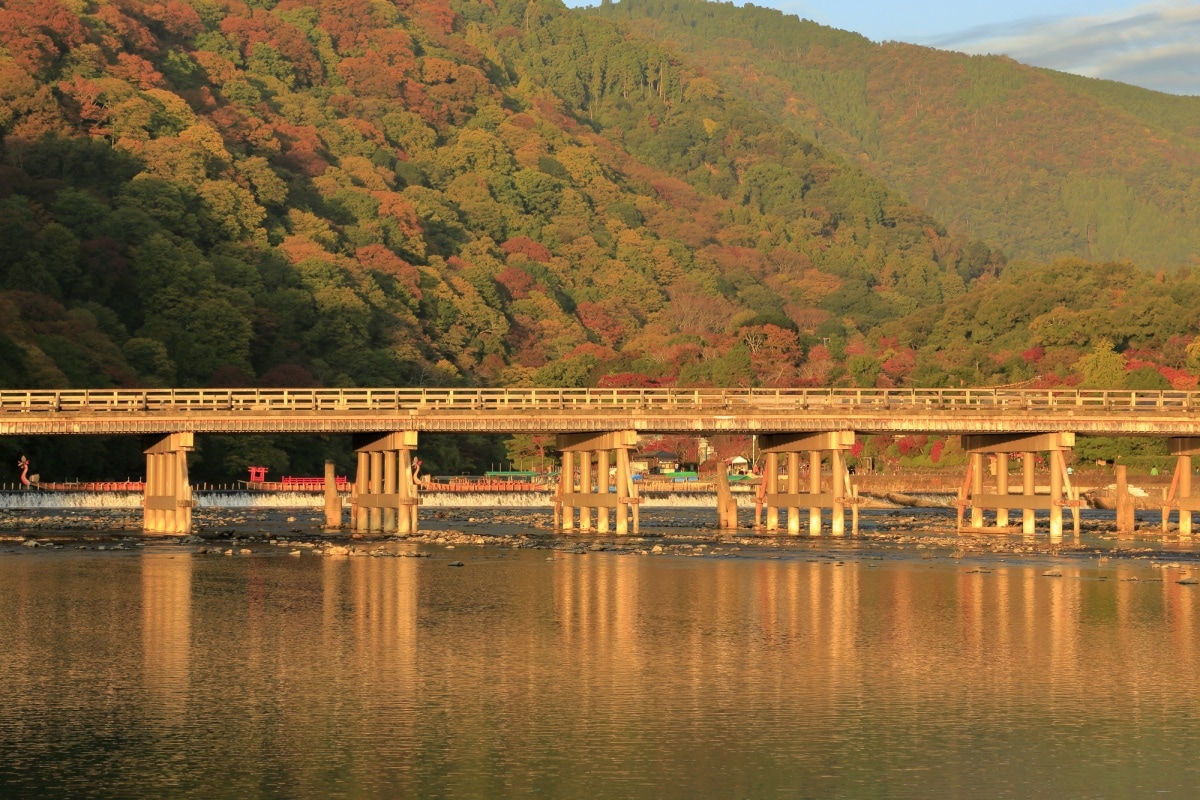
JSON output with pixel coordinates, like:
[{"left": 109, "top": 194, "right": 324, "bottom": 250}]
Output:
[
  {"left": 356, "top": 244, "right": 423, "bottom": 300},
  {"left": 501, "top": 236, "right": 553, "bottom": 263}
]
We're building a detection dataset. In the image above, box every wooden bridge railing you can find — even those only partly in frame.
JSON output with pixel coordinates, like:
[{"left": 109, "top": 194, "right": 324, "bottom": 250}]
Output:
[{"left": 2, "top": 387, "right": 1200, "bottom": 414}]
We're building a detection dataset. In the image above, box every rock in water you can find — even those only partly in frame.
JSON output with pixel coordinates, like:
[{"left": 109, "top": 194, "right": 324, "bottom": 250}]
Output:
[
  {"left": 1178, "top": 576, "right": 1199, "bottom": 585},
  {"left": 448, "top": 561, "right": 464, "bottom": 567},
  {"left": 1042, "top": 569, "right": 1063, "bottom": 578}
]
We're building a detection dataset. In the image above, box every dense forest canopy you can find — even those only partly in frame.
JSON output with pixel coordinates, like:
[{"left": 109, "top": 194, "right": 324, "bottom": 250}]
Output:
[{"left": 0, "top": 0, "right": 1195, "bottom": 479}]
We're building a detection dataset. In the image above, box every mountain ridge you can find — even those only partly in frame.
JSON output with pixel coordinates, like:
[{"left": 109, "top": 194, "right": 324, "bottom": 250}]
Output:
[{"left": 584, "top": 0, "right": 1200, "bottom": 267}]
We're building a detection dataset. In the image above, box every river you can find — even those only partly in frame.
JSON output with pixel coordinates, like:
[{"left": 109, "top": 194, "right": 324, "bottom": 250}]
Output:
[{"left": 1, "top": 508, "right": 1199, "bottom": 798}]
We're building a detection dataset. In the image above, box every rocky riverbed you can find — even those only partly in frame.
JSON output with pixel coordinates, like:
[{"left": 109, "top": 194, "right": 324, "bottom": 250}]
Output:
[{"left": 3, "top": 506, "right": 1200, "bottom": 568}]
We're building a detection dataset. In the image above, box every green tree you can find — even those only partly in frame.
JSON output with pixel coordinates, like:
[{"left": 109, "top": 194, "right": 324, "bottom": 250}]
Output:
[{"left": 1074, "top": 339, "right": 1126, "bottom": 388}]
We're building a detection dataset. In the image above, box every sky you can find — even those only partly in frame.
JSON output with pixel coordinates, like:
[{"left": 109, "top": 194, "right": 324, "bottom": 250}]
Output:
[{"left": 755, "top": 0, "right": 1200, "bottom": 95}]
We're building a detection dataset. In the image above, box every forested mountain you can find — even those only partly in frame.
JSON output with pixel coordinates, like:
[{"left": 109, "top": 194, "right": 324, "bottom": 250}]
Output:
[
  {"left": 586, "top": 0, "right": 1200, "bottom": 268},
  {"left": 0, "top": 0, "right": 1198, "bottom": 479}
]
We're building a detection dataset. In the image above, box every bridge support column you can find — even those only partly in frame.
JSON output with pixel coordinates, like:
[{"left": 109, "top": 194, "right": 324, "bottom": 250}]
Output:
[
  {"left": 809, "top": 451, "right": 822, "bottom": 536},
  {"left": 579, "top": 452, "right": 592, "bottom": 531},
  {"left": 1116, "top": 465, "right": 1135, "bottom": 535},
  {"left": 597, "top": 450, "right": 610, "bottom": 533},
  {"left": 960, "top": 433, "right": 1077, "bottom": 537},
  {"left": 759, "top": 432, "right": 855, "bottom": 536},
  {"left": 617, "top": 447, "right": 639, "bottom": 534},
  {"left": 716, "top": 461, "right": 737, "bottom": 530},
  {"left": 368, "top": 451, "right": 383, "bottom": 532},
  {"left": 786, "top": 452, "right": 800, "bottom": 535},
  {"left": 352, "top": 432, "right": 418, "bottom": 535},
  {"left": 557, "top": 452, "right": 575, "bottom": 530},
  {"left": 969, "top": 453, "right": 984, "bottom": 529},
  {"left": 831, "top": 447, "right": 846, "bottom": 536},
  {"left": 143, "top": 433, "right": 194, "bottom": 535},
  {"left": 555, "top": 431, "right": 638, "bottom": 535},
  {"left": 324, "top": 460, "right": 342, "bottom": 530},
  {"left": 1165, "top": 439, "right": 1200, "bottom": 535},
  {"left": 996, "top": 454, "right": 1010, "bottom": 528},
  {"left": 1022, "top": 453, "right": 1035, "bottom": 535},
  {"left": 764, "top": 453, "right": 779, "bottom": 531},
  {"left": 1181, "top": 458, "right": 1193, "bottom": 537}
]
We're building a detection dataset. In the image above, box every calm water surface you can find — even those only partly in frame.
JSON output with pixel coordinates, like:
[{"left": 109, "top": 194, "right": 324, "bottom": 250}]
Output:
[{"left": 2, "top": 518, "right": 1200, "bottom": 798}]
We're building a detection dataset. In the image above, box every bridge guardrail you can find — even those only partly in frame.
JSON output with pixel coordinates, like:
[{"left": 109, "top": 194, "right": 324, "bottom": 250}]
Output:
[{"left": 2, "top": 388, "right": 1200, "bottom": 414}]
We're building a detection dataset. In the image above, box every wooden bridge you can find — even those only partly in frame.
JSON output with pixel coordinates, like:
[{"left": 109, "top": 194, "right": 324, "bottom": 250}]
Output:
[
  {"left": 4, "top": 387, "right": 1200, "bottom": 537},
  {"left": 5, "top": 386, "right": 1200, "bottom": 435}
]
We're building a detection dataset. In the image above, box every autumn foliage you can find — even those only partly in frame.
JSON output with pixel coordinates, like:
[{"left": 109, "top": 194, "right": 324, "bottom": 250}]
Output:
[{"left": 0, "top": 0, "right": 1199, "bottom": 483}]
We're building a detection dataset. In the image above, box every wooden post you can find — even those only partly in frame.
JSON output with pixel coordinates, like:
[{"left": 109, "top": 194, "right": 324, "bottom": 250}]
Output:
[
  {"left": 579, "top": 452, "right": 592, "bottom": 531},
  {"left": 628, "top": 453, "right": 640, "bottom": 535},
  {"left": 1049, "top": 450, "right": 1063, "bottom": 540},
  {"left": 956, "top": 458, "right": 970, "bottom": 531},
  {"left": 560, "top": 451, "right": 574, "bottom": 531},
  {"left": 407, "top": 450, "right": 419, "bottom": 534},
  {"left": 850, "top": 480, "right": 860, "bottom": 535},
  {"left": 996, "top": 453, "right": 1009, "bottom": 528},
  {"left": 786, "top": 452, "right": 800, "bottom": 535},
  {"left": 1180, "top": 455, "right": 1193, "bottom": 537},
  {"left": 166, "top": 451, "right": 178, "bottom": 533},
  {"left": 382, "top": 451, "right": 397, "bottom": 533},
  {"left": 809, "top": 450, "right": 822, "bottom": 536},
  {"left": 1116, "top": 465, "right": 1134, "bottom": 535},
  {"left": 765, "top": 452, "right": 779, "bottom": 531},
  {"left": 397, "top": 448, "right": 413, "bottom": 534},
  {"left": 355, "top": 451, "right": 369, "bottom": 532},
  {"left": 970, "top": 452, "right": 984, "bottom": 529},
  {"left": 754, "top": 480, "right": 764, "bottom": 530},
  {"left": 597, "top": 450, "right": 610, "bottom": 534},
  {"left": 368, "top": 451, "right": 382, "bottom": 532},
  {"left": 1022, "top": 452, "right": 1035, "bottom": 535},
  {"left": 145, "top": 453, "right": 159, "bottom": 533},
  {"left": 831, "top": 447, "right": 845, "bottom": 536},
  {"left": 1061, "top": 459, "right": 1080, "bottom": 539},
  {"left": 324, "top": 460, "right": 341, "bottom": 530},
  {"left": 1162, "top": 486, "right": 1171, "bottom": 533},
  {"left": 615, "top": 448, "right": 629, "bottom": 535},
  {"left": 716, "top": 461, "right": 736, "bottom": 530}
]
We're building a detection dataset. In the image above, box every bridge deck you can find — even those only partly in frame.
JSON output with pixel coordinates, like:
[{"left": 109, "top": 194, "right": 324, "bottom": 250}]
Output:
[{"left": 2, "top": 388, "right": 1199, "bottom": 436}]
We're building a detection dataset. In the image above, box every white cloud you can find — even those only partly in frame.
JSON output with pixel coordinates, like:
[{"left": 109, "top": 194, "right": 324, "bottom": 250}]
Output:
[{"left": 930, "top": 1, "right": 1200, "bottom": 95}]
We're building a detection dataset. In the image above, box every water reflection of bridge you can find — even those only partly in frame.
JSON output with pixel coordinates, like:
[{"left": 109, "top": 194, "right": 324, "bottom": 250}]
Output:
[
  {"left": 7, "top": 546, "right": 1197, "bottom": 795},
  {"left": 5, "top": 387, "right": 1200, "bottom": 537}
]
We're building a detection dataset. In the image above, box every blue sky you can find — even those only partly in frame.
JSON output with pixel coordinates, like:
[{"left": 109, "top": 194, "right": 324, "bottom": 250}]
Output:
[{"left": 571, "top": 1, "right": 1200, "bottom": 95}]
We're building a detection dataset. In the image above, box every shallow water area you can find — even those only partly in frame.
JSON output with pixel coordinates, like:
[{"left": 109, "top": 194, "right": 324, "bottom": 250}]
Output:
[{"left": 3, "top": 507, "right": 1200, "bottom": 798}]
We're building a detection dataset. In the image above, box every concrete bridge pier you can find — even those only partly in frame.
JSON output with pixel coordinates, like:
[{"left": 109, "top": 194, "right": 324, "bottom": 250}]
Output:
[
  {"left": 759, "top": 431, "right": 855, "bottom": 536},
  {"left": 143, "top": 432, "right": 194, "bottom": 534},
  {"left": 1165, "top": 438, "right": 1200, "bottom": 535},
  {"left": 555, "top": 431, "right": 639, "bottom": 535},
  {"left": 960, "top": 433, "right": 1077, "bottom": 538},
  {"left": 352, "top": 432, "right": 418, "bottom": 534}
]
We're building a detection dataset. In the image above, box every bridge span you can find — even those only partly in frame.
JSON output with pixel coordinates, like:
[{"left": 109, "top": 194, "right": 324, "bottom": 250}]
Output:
[
  {"left": 4, "top": 387, "right": 1200, "bottom": 538},
  {"left": 4, "top": 386, "right": 1200, "bottom": 435}
]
